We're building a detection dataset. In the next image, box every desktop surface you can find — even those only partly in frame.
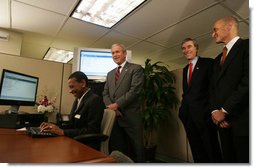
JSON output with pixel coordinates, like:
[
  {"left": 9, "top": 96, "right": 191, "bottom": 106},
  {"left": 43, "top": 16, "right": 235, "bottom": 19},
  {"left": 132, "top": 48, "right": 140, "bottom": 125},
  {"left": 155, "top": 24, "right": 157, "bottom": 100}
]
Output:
[{"left": 0, "top": 128, "right": 115, "bottom": 163}]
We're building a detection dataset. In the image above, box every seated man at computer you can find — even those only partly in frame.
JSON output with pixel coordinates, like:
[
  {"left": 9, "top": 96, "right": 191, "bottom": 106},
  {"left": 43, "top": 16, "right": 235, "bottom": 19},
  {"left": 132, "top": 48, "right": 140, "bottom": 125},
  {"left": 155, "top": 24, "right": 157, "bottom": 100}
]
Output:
[{"left": 40, "top": 71, "right": 105, "bottom": 149}]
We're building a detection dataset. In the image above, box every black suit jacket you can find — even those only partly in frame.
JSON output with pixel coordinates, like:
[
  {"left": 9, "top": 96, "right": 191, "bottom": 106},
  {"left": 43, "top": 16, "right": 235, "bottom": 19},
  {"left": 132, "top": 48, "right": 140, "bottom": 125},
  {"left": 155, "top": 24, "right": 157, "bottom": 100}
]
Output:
[
  {"left": 63, "top": 89, "right": 105, "bottom": 138},
  {"left": 210, "top": 39, "right": 249, "bottom": 136},
  {"left": 179, "top": 57, "right": 214, "bottom": 127}
]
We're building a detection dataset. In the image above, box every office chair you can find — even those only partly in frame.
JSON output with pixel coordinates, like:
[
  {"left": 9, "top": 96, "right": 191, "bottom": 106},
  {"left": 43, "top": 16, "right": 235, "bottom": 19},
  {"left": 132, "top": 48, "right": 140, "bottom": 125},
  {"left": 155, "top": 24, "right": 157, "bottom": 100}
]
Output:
[
  {"left": 110, "top": 150, "right": 134, "bottom": 163},
  {"left": 74, "top": 109, "right": 116, "bottom": 155}
]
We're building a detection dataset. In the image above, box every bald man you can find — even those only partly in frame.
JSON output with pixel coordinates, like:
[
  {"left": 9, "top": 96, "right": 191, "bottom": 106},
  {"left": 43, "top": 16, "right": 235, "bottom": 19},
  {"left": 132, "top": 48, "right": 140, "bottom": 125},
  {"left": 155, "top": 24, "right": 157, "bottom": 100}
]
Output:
[{"left": 210, "top": 16, "right": 249, "bottom": 163}]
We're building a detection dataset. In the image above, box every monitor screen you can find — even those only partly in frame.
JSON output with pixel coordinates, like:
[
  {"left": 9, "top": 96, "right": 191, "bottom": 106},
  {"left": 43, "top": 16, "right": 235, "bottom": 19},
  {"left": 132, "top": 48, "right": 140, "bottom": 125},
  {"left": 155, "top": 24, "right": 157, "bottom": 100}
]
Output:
[
  {"left": 0, "top": 69, "right": 39, "bottom": 113},
  {"left": 80, "top": 50, "right": 116, "bottom": 79},
  {"left": 73, "top": 47, "right": 132, "bottom": 81}
]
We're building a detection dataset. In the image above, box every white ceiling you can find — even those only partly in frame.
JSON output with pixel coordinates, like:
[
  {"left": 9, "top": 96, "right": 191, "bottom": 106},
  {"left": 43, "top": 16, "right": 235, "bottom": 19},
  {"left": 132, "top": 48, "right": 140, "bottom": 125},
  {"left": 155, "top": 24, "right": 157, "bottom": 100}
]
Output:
[{"left": 0, "top": 0, "right": 249, "bottom": 70}]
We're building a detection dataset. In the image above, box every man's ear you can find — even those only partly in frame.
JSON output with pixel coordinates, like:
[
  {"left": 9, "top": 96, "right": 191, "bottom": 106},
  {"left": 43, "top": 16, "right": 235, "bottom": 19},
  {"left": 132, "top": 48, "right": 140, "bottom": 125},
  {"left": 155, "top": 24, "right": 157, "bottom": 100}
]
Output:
[
  {"left": 226, "top": 23, "right": 233, "bottom": 31},
  {"left": 81, "top": 79, "right": 86, "bottom": 88}
]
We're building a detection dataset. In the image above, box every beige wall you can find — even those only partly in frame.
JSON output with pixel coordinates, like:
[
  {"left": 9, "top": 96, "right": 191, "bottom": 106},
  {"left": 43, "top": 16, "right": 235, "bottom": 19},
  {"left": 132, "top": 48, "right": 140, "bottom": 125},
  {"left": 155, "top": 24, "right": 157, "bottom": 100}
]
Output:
[
  {"left": 0, "top": 29, "right": 22, "bottom": 56},
  {"left": 0, "top": 53, "right": 73, "bottom": 122},
  {"left": 60, "top": 63, "right": 75, "bottom": 115}
]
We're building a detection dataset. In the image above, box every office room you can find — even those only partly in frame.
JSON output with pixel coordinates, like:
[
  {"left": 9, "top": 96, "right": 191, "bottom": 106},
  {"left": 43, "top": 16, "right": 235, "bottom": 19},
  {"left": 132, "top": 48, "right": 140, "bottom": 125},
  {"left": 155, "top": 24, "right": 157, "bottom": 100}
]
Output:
[{"left": 0, "top": 0, "right": 250, "bottom": 164}]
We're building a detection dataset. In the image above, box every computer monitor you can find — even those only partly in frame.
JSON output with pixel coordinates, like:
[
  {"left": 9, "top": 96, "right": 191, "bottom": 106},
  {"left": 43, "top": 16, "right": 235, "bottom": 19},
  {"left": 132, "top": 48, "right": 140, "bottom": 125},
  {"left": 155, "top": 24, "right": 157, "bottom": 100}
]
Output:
[
  {"left": 0, "top": 69, "right": 39, "bottom": 113},
  {"left": 73, "top": 47, "right": 132, "bottom": 81}
]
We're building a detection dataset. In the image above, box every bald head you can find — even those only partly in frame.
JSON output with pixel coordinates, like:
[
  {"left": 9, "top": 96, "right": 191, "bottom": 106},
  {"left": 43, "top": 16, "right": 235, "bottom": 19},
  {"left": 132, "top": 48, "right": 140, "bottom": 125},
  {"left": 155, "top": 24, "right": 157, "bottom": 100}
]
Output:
[
  {"left": 218, "top": 16, "right": 239, "bottom": 33},
  {"left": 212, "top": 16, "right": 239, "bottom": 44}
]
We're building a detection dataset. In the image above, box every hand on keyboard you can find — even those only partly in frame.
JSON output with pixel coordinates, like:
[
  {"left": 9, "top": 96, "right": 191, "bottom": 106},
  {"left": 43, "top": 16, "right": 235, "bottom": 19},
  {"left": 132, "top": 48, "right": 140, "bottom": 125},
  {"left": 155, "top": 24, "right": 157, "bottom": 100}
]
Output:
[
  {"left": 26, "top": 127, "right": 56, "bottom": 138},
  {"left": 39, "top": 122, "right": 64, "bottom": 136}
]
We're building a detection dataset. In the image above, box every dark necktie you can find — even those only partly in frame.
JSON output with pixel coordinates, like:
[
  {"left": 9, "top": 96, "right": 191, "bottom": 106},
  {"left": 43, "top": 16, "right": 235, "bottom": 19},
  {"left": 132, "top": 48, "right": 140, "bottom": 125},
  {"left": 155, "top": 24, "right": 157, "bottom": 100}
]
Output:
[
  {"left": 115, "top": 66, "right": 121, "bottom": 82},
  {"left": 220, "top": 47, "right": 228, "bottom": 65},
  {"left": 188, "top": 63, "right": 193, "bottom": 86}
]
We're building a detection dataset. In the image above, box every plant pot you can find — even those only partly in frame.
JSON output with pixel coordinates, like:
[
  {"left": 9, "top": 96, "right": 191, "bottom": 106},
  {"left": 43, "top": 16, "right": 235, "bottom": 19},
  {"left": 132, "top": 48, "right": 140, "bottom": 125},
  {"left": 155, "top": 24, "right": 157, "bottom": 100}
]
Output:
[{"left": 144, "top": 145, "right": 157, "bottom": 162}]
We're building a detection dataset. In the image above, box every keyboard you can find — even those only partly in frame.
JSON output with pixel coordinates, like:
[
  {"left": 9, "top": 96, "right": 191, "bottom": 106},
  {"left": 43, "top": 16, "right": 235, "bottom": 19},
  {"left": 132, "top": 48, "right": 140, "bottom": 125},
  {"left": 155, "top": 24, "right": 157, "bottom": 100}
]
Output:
[{"left": 26, "top": 127, "right": 56, "bottom": 138}]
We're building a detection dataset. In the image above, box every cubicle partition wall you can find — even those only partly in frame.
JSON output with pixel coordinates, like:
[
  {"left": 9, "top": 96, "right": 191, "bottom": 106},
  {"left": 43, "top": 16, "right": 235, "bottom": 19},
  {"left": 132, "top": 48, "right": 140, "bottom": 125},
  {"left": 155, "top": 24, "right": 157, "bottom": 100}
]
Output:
[{"left": 0, "top": 53, "right": 74, "bottom": 122}]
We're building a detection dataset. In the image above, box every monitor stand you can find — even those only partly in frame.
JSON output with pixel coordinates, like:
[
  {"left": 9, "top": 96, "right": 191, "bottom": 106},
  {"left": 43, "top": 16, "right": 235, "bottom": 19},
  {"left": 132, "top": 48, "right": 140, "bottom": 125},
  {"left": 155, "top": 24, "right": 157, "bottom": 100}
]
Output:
[{"left": 6, "top": 105, "right": 20, "bottom": 114}]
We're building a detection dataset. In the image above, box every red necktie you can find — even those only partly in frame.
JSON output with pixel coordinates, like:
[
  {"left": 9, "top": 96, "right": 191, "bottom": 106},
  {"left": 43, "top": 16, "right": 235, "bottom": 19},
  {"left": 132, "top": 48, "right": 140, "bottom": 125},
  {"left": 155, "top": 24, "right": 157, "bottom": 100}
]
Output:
[
  {"left": 188, "top": 63, "right": 193, "bottom": 86},
  {"left": 220, "top": 47, "right": 228, "bottom": 65},
  {"left": 115, "top": 66, "right": 121, "bottom": 82}
]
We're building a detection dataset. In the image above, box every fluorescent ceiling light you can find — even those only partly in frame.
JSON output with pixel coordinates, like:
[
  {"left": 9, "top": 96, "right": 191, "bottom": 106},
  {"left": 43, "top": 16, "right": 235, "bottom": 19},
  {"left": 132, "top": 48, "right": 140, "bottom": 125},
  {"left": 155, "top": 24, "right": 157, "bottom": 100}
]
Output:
[
  {"left": 71, "top": 0, "right": 146, "bottom": 28},
  {"left": 44, "top": 48, "right": 73, "bottom": 63}
]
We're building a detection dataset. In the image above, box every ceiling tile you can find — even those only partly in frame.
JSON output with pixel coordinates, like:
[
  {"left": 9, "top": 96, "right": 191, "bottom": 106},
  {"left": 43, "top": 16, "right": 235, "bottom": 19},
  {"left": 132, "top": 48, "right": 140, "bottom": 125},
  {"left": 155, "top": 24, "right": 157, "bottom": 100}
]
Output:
[
  {"left": 114, "top": 0, "right": 216, "bottom": 38},
  {"left": 90, "top": 30, "right": 140, "bottom": 49},
  {"left": 2, "top": 0, "right": 249, "bottom": 70},
  {"left": 12, "top": 1, "right": 67, "bottom": 36},
  {"left": 238, "top": 22, "right": 249, "bottom": 39},
  {"left": 147, "top": 4, "right": 244, "bottom": 47},
  {"left": 154, "top": 47, "right": 182, "bottom": 62},
  {"left": 222, "top": 0, "right": 249, "bottom": 18},
  {"left": 199, "top": 45, "right": 223, "bottom": 59},
  {"left": 128, "top": 41, "right": 167, "bottom": 66},
  {"left": 0, "top": 0, "right": 10, "bottom": 28},
  {"left": 57, "top": 18, "right": 110, "bottom": 46},
  {"left": 51, "top": 37, "right": 88, "bottom": 51},
  {"left": 195, "top": 34, "right": 219, "bottom": 56},
  {"left": 14, "top": 0, "right": 79, "bottom": 15}
]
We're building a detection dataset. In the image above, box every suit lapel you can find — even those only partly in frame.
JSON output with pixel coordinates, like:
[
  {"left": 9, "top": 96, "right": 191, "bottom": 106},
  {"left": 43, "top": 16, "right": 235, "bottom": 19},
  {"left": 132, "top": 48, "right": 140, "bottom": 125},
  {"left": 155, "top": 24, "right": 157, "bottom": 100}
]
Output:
[
  {"left": 111, "top": 67, "right": 117, "bottom": 89},
  {"left": 115, "top": 62, "right": 130, "bottom": 91},
  {"left": 216, "top": 39, "right": 242, "bottom": 83},
  {"left": 187, "top": 57, "right": 202, "bottom": 90},
  {"left": 74, "top": 89, "right": 92, "bottom": 114},
  {"left": 183, "top": 66, "right": 188, "bottom": 92},
  {"left": 70, "top": 99, "right": 78, "bottom": 116}
]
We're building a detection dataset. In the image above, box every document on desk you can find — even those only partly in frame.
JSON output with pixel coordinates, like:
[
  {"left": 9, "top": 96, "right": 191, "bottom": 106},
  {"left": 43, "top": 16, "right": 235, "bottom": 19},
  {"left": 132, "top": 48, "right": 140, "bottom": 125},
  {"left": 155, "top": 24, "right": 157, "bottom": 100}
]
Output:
[{"left": 16, "top": 127, "right": 26, "bottom": 131}]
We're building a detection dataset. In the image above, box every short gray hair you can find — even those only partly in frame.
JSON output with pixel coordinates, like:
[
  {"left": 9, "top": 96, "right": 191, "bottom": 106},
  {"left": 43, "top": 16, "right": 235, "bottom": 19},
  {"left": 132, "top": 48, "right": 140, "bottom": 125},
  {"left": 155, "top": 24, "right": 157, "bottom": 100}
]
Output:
[{"left": 111, "top": 43, "right": 127, "bottom": 52}]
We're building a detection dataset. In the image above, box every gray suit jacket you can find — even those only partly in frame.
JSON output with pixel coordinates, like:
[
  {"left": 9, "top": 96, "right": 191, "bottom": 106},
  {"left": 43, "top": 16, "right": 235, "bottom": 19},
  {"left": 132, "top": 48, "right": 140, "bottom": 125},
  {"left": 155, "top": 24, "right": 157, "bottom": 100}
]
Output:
[{"left": 103, "top": 62, "right": 144, "bottom": 127}]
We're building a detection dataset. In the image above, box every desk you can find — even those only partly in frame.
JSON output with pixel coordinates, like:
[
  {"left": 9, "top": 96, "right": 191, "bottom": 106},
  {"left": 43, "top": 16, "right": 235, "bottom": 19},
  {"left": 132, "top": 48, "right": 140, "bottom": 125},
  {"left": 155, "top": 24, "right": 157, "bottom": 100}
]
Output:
[{"left": 0, "top": 128, "right": 115, "bottom": 163}]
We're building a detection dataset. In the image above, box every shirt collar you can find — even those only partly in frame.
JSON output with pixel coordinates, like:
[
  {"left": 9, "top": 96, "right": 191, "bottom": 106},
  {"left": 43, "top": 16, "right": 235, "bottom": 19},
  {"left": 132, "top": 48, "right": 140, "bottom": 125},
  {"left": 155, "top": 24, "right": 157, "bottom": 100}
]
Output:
[
  {"left": 78, "top": 88, "right": 91, "bottom": 103},
  {"left": 189, "top": 56, "right": 199, "bottom": 68},
  {"left": 225, "top": 36, "right": 240, "bottom": 53},
  {"left": 118, "top": 61, "right": 127, "bottom": 68},
  {"left": 117, "top": 61, "right": 127, "bottom": 73}
]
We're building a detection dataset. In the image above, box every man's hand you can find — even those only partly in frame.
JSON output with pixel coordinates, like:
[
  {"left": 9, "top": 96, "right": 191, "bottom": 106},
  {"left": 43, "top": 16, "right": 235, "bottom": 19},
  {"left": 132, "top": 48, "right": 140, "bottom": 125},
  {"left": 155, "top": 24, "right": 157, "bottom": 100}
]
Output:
[
  {"left": 40, "top": 122, "right": 64, "bottom": 135},
  {"left": 107, "top": 103, "right": 119, "bottom": 111},
  {"left": 219, "top": 120, "right": 231, "bottom": 128},
  {"left": 107, "top": 103, "right": 123, "bottom": 117},
  {"left": 212, "top": 109, "right": 226, "bottom": 124}
]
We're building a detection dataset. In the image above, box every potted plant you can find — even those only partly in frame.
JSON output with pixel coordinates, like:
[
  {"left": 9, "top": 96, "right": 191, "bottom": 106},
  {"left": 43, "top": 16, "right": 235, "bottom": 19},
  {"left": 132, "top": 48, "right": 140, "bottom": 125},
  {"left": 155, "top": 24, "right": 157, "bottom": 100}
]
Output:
[{"left": 142, "top": 59, "right": 179, "bottom": 162}]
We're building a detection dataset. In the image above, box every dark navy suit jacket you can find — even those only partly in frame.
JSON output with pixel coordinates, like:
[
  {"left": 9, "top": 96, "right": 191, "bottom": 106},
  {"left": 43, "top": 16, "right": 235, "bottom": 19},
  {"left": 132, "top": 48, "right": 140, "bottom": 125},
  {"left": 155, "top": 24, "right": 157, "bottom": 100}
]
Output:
[{"left": 179, "top": 56, "right": 214, "bottom": 127}]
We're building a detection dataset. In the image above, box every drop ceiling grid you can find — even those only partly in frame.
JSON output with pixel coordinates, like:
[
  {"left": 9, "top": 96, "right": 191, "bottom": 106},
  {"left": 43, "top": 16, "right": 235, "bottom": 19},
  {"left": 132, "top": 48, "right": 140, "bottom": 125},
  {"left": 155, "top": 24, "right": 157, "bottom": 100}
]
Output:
[
  {"left": 13, "top": 0, "right": 79, "bottom": 16},
  {"left": 146, "top": 4, "right": 237, "bottom": 48},
  {"left": 11, "top": 0, "right": 68, "bottom": 36},
  {"left": 113, "top": 0, "right": 217, "bottom": 39},
  {"left": 0, "top": 0, "right": 10, "bottom": 28}
]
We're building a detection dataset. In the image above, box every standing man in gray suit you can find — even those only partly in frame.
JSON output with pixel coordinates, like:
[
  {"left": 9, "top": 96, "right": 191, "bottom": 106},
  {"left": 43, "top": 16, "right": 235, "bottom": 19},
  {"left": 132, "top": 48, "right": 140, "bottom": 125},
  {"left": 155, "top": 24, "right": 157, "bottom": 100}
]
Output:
[{"left": 103, "top": 43, "right": 144, "bottom": 162}]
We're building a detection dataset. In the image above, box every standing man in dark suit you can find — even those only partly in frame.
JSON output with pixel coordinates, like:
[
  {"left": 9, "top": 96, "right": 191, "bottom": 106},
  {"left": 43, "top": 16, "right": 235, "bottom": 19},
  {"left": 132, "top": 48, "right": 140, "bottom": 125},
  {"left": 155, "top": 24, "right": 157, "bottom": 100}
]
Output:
[
  {"left": 103, "top": 43, "right": 144, "bottom": 162},
  {"left": 210, "top": 16, "right": 249, "bottom": 163},
  {"left": 179, "top": 38, "right": 221, "bottom": 162},
  {"left": 40, "top": 71, "right": 104, "bottom": 150}
]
